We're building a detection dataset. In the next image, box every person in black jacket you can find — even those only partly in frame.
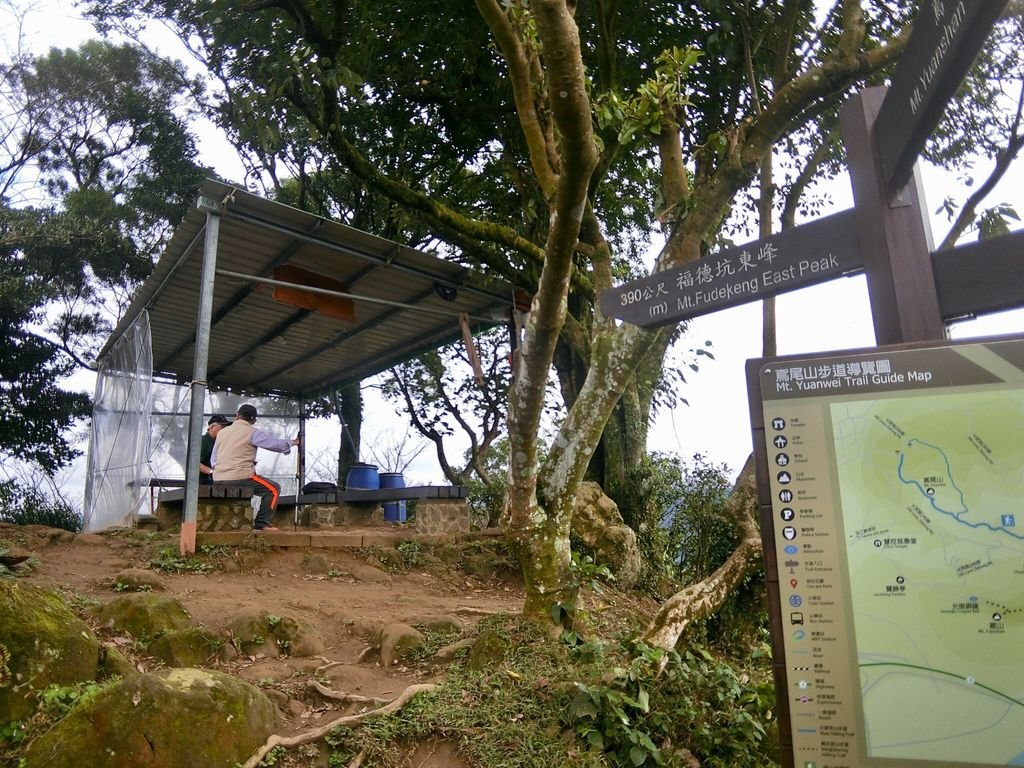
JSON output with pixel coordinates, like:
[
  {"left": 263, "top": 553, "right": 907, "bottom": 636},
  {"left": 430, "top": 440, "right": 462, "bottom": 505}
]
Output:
[{"left": 199, "top": 415, "right": 231, "bottom": 484}]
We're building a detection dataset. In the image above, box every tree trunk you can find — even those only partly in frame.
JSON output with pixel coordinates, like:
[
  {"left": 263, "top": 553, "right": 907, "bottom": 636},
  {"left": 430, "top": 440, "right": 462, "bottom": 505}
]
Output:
[{"left": 335, "top": 383, "right": 362, "bottom": 486}]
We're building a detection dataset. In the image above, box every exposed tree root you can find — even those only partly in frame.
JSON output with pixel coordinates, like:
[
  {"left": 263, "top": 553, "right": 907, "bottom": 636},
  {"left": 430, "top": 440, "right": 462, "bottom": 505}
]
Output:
[
  {"left": 433, "top": 637, "right": 474, "bottom": 662},
  {"left": 306, "top": 679, "right": 390, "bottom": 706},
  {"left": 452, "top": 606, "right": 503, "bottom": 616},
  {"left": 241, "top": 683, "right": 438, "bottom": 768}
]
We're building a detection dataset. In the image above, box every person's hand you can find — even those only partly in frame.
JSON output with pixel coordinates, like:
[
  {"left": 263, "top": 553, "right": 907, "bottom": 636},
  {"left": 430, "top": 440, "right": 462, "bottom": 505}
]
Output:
[{"left": 291, "top": 436, "right": 301, "bottom": 447}]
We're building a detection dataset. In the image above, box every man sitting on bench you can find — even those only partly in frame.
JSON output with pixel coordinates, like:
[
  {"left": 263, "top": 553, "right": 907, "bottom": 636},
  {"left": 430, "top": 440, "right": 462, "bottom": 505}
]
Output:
[{"left": 211, "top": 403, "right": 300, "bottom": 531}]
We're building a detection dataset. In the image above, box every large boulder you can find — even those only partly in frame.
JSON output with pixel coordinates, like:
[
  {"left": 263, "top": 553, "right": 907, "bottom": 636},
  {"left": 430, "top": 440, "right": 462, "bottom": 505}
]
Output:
[
  {"left": 22, "top": 668, "right": 275, "bottom": 768},
  {"left": 572, "top": 481, "right": 642, "bottom": 588},
  {"left": 90, "top": 593, "right": 191, "bottom": 641},
  {"left": 227, "top": 610, "right": 325, "bottom": 658},
  {"left": 0, "top": 582, "right": 102, "bottom": 723}
]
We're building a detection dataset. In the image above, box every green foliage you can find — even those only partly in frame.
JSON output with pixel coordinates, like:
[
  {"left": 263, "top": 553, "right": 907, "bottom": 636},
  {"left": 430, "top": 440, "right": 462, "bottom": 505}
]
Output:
[
  {"left": 1, "top": 39, "right": 208, "bottom": 474},
  {"left": 557, "top": 552, "right": 617, "bottom": 642},
  {"left": 2, "top": 678, "right": 110, "bottom": 760},
  {"left": 112, "top": 582, "right": 151, "bottom": 593},
  {"left": 0, "top": 480, "right": 82, "bottom": 532},
  {"left": 0, "top": 718, "right": 28, "bottom": 746},
  {"left": 198, "top": 544, "right": 230, "bottom": 557},
  {"left": 629, "top": 453, "right": 737, "bottom": 596},
  {"left": 567, "top": 642, "right": 776, "bottom": 768},
  {"left": 38, "top": 681, "right": 105, "bottom": 719},
  {"left": 466, "top": 436, "right": 511, "bottom": 529},
  {"left": 150, "top": 546, "right": 220, "bottom": 574},
  {"left": 596, "top": 46, "right": 702, "bottom": 145},
  {"left": 395, "top": 539, "right": 423, "bottom": 567},
  {"left": 258, "top": 745, "right": 287, "bottom": 766},
  {"left": 316, "top": 615, "right": 775, "bottom": 768},
  {"left": 977, "top": 203, "right": 1020, "bottom": 240},
  {"left": 572, "top": 552, "right": 615, "bottom": 595}
]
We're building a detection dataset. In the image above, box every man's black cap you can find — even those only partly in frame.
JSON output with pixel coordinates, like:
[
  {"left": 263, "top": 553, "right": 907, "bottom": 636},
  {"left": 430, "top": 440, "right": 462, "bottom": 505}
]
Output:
[
  {"left": 237, "top": 403, "right": 258, "bottom": 421},
  {"left": 207, "top": 415, "right": 231, "bottom": 427}
]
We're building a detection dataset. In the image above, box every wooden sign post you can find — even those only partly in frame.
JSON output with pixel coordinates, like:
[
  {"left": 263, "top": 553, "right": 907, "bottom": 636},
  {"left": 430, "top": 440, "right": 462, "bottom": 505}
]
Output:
[{"left": 600, "top": 6, "right": 1024, "bottom": 768}]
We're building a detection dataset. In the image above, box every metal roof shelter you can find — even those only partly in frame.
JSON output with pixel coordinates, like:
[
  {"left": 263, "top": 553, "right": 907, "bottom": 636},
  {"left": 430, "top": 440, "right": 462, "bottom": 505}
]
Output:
[
  {"left": 102, "top": 178, "right": 513, "bottom": 395},
  {"left": 94, "top": 178, "right": 513, "bottom": 550}
]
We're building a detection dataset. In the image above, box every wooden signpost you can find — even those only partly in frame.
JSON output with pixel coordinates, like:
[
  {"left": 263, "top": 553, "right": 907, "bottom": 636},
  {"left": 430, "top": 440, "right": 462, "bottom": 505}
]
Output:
[
  {"left": 874, "top": 0, "right": 1010, "bottom": 192},
  {"left": 600, "top": 5, "right": 1023, "bottom": 768},
  {"left": 600, "top": 2, "right": 1021, "bottom": 343},
  {"left": 599, "top": 209, "right": 862, "bottom": 328}
]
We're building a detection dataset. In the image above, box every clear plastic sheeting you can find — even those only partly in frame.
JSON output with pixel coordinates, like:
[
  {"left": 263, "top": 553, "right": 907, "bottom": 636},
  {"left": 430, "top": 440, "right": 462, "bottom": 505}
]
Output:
[
  {"left": 148, "top": 388, "right": 301, "bottom": 496},
  {"left": 82, "top": 311, "right": 154, "bottom": 531},
  {"left": 85, "top": 309, "right": 304, "bottom": 532}
]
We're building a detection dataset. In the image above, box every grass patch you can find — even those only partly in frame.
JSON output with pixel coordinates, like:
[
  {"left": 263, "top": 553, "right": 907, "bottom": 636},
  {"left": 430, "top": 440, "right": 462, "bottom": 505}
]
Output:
[{"left": 150, "top": 545, "right": 227, "bottom": 573}]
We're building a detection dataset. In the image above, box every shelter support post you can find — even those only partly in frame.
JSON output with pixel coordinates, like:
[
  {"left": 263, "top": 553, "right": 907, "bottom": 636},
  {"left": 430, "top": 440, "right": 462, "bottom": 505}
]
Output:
[
  {"left": 181, "top": 204, "right": 222, "bottom": 554},
  {"left": 840, "top": 86, "right": 945, "bottom": 344},
  {"left": 295, "top": 399, "right": 306, "bottom": 528}
]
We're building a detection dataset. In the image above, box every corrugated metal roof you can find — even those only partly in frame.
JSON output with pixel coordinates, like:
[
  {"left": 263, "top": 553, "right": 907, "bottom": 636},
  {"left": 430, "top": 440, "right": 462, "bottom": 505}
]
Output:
[{"left": 102, "top": 179, "right": 513, "bottom": 397}]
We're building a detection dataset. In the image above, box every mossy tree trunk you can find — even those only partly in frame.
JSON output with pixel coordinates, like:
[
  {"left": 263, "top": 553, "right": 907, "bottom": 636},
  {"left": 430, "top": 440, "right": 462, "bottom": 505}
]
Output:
[{"left": 486, "top": 0, "right": 905, "bottom": 624}]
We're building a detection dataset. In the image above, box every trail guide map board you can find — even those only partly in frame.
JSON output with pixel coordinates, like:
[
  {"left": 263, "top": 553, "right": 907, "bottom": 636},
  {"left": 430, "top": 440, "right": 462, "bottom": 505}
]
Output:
[{"left": 750, "top": 335, "right": 1024, "bottom": 768}]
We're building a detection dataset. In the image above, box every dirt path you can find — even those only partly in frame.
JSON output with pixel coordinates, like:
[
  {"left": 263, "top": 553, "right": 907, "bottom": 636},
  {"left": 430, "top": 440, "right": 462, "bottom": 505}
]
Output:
[{"left": 4, "top": 524, "right": 525, "bottom": 766}]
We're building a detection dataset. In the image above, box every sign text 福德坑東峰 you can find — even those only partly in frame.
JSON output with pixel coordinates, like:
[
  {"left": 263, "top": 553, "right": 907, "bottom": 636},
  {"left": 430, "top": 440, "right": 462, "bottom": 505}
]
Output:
[{"left": 600, "top": 209, "right": 862, "bottom": 328}]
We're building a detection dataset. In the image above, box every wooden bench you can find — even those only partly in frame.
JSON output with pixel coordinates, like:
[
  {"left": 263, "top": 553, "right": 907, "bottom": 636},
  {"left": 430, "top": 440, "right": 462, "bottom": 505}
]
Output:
[
  {"left": 151, "top": 484, "right": 470, "bottom": 534},
  {"left": 157, "top": 485, "right": 255, "bottom": 504}
]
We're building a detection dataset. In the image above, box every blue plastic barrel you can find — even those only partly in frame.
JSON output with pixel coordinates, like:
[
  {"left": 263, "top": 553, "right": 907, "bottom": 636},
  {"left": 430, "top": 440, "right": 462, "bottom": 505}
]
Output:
[
  {"left": 379, "top": 472, "right": 406, "bottom": 523},
  {"left": 346, "top": 463, "right": 379, "bottom": 490}
]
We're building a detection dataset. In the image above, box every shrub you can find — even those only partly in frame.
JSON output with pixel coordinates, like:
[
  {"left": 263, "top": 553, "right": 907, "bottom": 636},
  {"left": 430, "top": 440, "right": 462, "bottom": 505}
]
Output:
[
  {"left": 567, "top": 641, "right": 777, "bottom": 768},
  {"left": 0, "top": 479, "right": 82, "bottom": 532}
]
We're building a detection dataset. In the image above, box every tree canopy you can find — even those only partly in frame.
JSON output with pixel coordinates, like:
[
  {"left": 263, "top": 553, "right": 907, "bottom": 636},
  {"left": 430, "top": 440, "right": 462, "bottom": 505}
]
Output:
[{"left": 0, "top": 36, "right": 208, "bottom": 471}]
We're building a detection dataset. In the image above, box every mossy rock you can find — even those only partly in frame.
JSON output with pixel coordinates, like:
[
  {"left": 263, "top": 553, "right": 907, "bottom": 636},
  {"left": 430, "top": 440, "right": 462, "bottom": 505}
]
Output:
[
  {"left": 227, "top": 610, "right": 324, "bottom": 658},
  {"left": 0, "top": 582, "right": 102, "bottom": 723},
  {"left": 467, "top": 627, "right": 511, "bottom": 670},
  {"left": 378, "top": 623, "right": 425, "bottom": 667},
  {"left": 91, "top": 594, "right": 191, "bottom": 642},
  {"left": 112, "top": 568, "right": 166, "bottom": 592},
  {"left": 98, "top": 646, "right": 138, "bottom": 681},
  {"left": 22, "top": 668, "right": 275, "bottom": 768},
  {"left": 573, "top": 481, "right": 641, "bottom": 588},
  {"left": 148, "top": 628, "right": 225, "bottom": 668}
]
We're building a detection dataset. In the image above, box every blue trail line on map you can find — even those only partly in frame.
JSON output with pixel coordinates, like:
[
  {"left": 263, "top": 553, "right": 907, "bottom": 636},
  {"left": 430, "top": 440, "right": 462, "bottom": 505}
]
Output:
[{"left": 896, "top": 438, "right": 1024, "bottom": 541}]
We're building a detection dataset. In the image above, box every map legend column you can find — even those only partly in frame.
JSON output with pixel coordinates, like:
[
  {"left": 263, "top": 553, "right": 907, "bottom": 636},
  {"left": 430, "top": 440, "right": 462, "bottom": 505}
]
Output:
[{"left": 765, "top": 401, "right": 859, "bottom": 768}]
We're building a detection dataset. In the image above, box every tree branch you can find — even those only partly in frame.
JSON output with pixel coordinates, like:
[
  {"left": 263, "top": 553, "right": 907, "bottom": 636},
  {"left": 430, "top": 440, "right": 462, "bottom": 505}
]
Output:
[
  {"left": 938, "top": 79, "right": 1024, "bottom": 249},
  {"left": 475, "top": 0, "right": 559, "bottom": 197}
]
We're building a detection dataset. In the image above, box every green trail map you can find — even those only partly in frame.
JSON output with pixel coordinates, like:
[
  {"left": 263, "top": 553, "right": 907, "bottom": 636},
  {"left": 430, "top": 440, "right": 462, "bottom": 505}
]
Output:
[{"left": 831, "top": 390, "right": 1024, "bottom": 765}]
